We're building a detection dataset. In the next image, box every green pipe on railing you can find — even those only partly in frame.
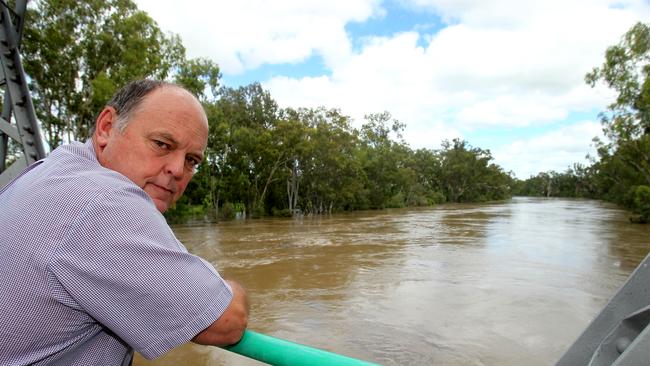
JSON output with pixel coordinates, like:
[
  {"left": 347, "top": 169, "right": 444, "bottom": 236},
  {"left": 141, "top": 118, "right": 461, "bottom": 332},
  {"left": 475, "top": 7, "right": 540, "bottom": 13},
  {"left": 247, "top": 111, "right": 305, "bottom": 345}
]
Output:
[{"left": 223, "top": 330, "right": 380, "bottom": 366}]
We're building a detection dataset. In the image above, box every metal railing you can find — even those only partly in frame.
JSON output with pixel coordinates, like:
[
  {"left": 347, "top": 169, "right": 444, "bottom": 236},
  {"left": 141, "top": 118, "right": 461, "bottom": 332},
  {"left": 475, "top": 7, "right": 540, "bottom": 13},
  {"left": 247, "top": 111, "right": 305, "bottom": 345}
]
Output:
[{"left": 224, "top": 330, "right": 378, "bottom": 366}]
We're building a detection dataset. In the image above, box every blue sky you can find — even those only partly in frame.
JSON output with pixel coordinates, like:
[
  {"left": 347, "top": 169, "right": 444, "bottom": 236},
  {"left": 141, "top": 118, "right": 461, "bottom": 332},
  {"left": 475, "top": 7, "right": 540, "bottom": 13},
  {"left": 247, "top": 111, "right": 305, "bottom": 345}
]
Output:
[{"left": 134, "top": 0, "right": 650, "bottom": 178}]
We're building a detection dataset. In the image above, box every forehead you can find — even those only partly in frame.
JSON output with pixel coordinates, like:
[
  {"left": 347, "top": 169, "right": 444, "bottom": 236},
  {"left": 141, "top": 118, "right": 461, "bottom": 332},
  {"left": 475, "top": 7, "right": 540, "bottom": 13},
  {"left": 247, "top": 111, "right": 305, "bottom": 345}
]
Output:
[{"left": 131, "top": 86, "right": 209, "bottom": 147}]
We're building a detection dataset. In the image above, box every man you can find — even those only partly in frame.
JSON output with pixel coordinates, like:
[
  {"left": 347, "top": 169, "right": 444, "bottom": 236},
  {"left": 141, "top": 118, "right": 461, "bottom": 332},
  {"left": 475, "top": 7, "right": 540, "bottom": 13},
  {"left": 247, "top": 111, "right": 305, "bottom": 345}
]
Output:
[{"left": 0, "top": 79, "right": 249, "bottom": 365}]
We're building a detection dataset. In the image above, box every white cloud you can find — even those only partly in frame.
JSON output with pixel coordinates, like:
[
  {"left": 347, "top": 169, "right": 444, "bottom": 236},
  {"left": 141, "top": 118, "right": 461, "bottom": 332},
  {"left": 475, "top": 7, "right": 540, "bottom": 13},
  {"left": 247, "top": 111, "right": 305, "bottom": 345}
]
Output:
[
  {"left": 493, "top": 121, "right": 604, "bottom": 178},
  {"left": 401, "top": 0, "right": 649, "bottom": 31},
  {"left": 133, "top": 0, "right": 649, "bottom": 177},
  {"left": 134, "top": 0, "right": 383, "bottom": 73},
  {"left": 262, "top": 0, "right": 647, "bottom": 179},
  {"left": 403, "top": 121, "right": 463, "bottom": 150},
  {"left": 264, "top": 32, "right": 448, "bottom": 131}
]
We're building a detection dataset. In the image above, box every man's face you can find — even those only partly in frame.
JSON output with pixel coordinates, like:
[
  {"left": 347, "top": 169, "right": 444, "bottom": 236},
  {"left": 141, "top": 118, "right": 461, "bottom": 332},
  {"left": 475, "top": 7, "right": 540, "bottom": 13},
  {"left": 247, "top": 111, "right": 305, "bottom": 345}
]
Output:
[{"left": 93, "top": 86, "right": 208, "bottom": 213}]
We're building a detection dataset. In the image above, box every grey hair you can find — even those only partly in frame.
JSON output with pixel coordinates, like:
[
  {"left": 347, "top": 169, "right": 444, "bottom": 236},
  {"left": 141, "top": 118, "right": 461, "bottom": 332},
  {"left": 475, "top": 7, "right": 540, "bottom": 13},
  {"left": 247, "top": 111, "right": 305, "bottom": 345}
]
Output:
[{"left": 91, "top": 79, "right": 174, "bottom": 134}]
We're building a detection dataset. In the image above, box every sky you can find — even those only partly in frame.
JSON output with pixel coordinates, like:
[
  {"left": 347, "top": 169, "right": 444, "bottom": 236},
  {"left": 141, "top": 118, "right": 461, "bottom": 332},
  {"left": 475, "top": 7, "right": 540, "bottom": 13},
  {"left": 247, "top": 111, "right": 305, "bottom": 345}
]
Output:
[{"left": 133, "top": 0, "right": 650, "bottom": 179}]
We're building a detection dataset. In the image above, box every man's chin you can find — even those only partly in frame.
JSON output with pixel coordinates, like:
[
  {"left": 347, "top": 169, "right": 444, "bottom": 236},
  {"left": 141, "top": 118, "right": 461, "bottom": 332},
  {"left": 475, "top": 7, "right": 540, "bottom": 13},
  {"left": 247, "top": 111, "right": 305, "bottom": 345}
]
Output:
[{"left": 153, "top": 199, "right": 171, "bottom": 213}]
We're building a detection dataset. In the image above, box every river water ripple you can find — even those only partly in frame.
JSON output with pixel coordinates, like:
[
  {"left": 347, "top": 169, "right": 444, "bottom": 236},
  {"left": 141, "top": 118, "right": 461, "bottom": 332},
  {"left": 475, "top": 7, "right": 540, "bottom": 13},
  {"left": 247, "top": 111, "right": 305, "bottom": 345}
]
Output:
[{"left": 135, "top": 197, "right": 650, "bottom": 366}]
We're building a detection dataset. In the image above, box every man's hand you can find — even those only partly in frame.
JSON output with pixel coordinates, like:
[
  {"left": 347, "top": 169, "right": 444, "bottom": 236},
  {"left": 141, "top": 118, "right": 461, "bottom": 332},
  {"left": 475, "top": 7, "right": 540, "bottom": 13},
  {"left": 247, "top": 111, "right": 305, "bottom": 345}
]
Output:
[{"left": 192, "top": 279, "right": 249, "bottom": 346}]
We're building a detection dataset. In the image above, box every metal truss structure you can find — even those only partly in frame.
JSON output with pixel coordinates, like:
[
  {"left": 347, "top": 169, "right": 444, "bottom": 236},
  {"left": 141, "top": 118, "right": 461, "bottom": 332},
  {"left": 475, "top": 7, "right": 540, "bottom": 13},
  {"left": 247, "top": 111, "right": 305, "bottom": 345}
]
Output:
[{"left": 0, "top": 0, "right": 46, "bottom": 189}]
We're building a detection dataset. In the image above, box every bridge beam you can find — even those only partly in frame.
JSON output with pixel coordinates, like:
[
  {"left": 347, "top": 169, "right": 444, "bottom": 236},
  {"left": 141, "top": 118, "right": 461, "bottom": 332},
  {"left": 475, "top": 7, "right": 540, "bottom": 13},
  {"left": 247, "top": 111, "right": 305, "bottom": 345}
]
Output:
[{"left": 0, "top": 0, "right": 47, "bottom": 189}]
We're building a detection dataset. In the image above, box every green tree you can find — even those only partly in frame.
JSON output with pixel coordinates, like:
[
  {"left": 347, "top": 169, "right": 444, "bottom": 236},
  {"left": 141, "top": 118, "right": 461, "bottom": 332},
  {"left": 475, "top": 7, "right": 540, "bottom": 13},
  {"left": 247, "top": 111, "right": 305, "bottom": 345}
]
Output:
[
  {"left": 174, "top": 58, "right": 221, "bottom": 102},
  {"left": 23, "top": 0, "right": 186, "bottom": 147},
  {"left": 359, "top": 112, "right": 412, "bottom": 208},
  {"left": 586, "top": 22, "right": 650, "bottom": 143},
  {"left": 630, "top": 185, "right": 650, "bottom": 223},
  {"left": 273, "top": 108, "right": 311, "bottom": 214},
  {"left": 412, "top": 148, "right": 446, "bottom": 204},
  {"left": 517, "top": 23, "right": 650, "bottom": 222},
  {"left": 585, "top": 21, "right": 650, "bottom": 220},
  {"left": 213, "top": 83, "right": 282, "bottom": 217},
  {"left": 586, "top": 22, "right": 650, "bottom": 186},
  {"left": 298, "top": 108, "right": 364, "bottom": 213},
  {"left": 438, "top": 139, "right": 500, "bottom": 202}
]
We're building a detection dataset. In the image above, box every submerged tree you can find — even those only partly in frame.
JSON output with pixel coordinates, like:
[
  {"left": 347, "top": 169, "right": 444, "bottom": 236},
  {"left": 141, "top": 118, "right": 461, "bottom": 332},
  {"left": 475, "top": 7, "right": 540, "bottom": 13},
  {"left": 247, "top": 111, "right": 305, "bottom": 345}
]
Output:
[{"left": 437, "top": 139, "right": 511, "bottom": 203}]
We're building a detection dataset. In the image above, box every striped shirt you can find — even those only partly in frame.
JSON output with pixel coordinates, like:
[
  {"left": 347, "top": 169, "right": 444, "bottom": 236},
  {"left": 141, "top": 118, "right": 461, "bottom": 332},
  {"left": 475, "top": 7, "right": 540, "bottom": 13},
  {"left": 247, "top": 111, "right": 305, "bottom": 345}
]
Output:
[{"left": 0, "top": 140, "right": 233, "bottom": 365}]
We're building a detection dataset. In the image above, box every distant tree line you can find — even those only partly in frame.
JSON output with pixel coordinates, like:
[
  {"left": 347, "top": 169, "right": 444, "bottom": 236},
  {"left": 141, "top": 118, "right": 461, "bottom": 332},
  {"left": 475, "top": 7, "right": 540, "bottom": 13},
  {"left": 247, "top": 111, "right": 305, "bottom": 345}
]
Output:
[
  {"left": 16, "top": 1, "right": 649, "bottom": 223},
  {"left": 178, "top": 84, "right": 513, "bottom": 220},
  {"left": 18, "top": 0, "right": 513, "bottom": 222},
  {"left": 514, "top": 22, "right": 650, "bottom": 223}
]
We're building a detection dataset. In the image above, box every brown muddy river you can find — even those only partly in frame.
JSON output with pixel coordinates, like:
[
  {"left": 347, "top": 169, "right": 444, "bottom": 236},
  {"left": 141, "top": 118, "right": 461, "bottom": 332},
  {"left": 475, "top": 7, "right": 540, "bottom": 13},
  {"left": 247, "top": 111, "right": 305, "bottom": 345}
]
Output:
[{"left": 134, "top": 197, "right": 649, "bottom": 366}]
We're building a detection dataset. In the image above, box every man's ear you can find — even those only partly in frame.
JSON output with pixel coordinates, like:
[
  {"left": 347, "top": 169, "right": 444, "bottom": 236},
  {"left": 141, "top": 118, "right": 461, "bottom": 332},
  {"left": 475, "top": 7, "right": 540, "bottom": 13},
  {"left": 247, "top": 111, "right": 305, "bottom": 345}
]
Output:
[{"left": 94, "top": 107, "right": 117, "bottom": 149}]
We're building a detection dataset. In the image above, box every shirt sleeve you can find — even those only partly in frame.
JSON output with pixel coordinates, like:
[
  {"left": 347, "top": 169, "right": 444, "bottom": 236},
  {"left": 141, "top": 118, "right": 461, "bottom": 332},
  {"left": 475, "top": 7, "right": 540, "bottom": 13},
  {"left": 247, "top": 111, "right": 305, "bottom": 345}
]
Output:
[{"left": 47, "top": 185, "right": 233, "bottom": 359}]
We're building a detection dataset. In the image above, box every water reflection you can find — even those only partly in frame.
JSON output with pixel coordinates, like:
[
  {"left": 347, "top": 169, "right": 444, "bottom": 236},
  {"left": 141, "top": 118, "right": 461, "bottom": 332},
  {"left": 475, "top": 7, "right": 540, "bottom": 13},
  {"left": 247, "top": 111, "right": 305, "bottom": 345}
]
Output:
[{"left": 134, "top": 197, "right": 649, "bottom": 366}]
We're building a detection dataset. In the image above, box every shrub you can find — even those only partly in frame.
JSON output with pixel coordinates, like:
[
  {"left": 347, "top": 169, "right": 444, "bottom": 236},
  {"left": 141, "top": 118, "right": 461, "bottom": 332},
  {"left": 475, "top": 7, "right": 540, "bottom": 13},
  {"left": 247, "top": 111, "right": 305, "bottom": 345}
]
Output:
[
  {"left": 272, "top": 208, "right": 293, "bottom": 217},
  {"left": 630, "top": 185, "right": 650, "bottom": 223},
  {"left": 387, "top": 192, "right": 405, "bottom": 208},
  {"left": 428, "top": 191, "right": 446, "bottom": 205},
  {"left": 220, "top": 202, "right": 236, "bottom": 220}
]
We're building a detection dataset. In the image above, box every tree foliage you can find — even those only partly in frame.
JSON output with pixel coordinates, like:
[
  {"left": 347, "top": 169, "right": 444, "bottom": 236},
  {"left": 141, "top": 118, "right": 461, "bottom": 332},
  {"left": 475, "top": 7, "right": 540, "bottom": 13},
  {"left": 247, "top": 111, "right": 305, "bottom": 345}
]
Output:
[
  {"left": 182, "top": 97, "right": 513, "bottom": 220},
  {"left": 23, "top": 0, "right": 186, "bottom": 147},
  {"left": 586, "top": 22, "right": 650, "bottom": 142},
  {"left": 20, "top": 0, "right": 518, "bottom": 223},
  {"left": 516, "top": 22, "right": 650, "bottom": 223}
]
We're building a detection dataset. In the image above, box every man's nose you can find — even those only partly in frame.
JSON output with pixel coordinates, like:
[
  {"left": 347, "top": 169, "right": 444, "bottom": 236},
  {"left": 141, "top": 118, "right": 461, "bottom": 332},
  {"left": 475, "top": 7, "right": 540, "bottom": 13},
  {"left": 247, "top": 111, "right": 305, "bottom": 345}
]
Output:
[{"left": 166, "top": 152, "right": 186, "bottom": 179}]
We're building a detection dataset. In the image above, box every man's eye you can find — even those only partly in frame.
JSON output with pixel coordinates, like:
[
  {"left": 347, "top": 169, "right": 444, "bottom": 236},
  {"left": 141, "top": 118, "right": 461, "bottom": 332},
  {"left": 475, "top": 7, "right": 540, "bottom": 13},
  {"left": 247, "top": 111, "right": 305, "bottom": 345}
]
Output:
[
  {"left": 154, "top": 140, "right": 170, "bottom": 149},
  {"left": 185, "top": 157, "right": 200, "bottom": 171}
]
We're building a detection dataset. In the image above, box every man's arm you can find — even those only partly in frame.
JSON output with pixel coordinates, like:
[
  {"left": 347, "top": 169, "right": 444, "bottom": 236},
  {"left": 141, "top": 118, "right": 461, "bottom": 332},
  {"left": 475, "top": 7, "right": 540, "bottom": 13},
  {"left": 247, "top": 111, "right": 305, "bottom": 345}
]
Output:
[{"left": 192, "top": 279, "right": 249, "bottom": 346}]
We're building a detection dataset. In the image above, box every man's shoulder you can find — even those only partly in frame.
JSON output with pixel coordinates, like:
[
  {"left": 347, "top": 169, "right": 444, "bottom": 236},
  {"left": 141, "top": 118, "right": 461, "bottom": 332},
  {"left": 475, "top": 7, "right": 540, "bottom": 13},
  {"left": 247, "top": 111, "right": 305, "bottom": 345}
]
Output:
[
  {"left": 47, "top": 141, "right": 139, "bottom": 191},
  {"left": 27, "top": 141, "right": 153, "bottom": 209}
]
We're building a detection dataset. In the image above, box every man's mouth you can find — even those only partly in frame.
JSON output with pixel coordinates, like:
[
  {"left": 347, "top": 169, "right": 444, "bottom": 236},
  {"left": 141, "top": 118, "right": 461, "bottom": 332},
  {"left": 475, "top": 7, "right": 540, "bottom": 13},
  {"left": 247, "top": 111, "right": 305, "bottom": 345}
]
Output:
[{"left": 151, "top": 183, "right": 174, "bottom": 195}]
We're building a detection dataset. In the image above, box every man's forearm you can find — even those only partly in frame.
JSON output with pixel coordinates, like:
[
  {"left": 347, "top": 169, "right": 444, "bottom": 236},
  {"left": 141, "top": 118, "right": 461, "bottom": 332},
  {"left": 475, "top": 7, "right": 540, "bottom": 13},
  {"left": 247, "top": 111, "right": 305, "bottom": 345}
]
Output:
[{"left": 192, "top": 279, "right": 249, "bottom": 346}]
